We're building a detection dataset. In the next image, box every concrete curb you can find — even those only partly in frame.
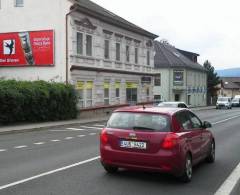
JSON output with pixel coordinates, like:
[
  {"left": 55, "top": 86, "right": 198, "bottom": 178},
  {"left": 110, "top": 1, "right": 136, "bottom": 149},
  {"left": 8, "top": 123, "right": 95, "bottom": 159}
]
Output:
[
  {"left": 231, "top": 177, "right": 240, "bottom": 195},
  {"left": 0, "top": 106, "right": 214, "bottom": 135}
]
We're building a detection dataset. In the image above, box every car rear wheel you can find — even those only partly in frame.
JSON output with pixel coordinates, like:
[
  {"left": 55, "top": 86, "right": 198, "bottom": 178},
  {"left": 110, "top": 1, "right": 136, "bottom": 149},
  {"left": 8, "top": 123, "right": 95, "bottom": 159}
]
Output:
[
  {"left": 179, "top": 154, "right": 192, "bottom": 183},
  {"left": 102, "top": 162, "right": 118, "bottom": 173},
  {"left": 206, "top": 141, "right": 215, "bottom": 163}
]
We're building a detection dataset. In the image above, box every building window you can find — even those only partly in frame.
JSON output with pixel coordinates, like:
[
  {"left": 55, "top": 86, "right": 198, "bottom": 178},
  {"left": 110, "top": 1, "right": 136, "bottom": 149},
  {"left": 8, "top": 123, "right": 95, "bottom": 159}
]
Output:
[
  {"left": 135, "top": 48, "right": 138, "bottom": 64},
  {"left": 15, "top": 0, "right": 24, "bottom": 7},
  {"left": 115, "top": 81, "right": 120, "bottom": 104},
  {"left": 126, "top": 45, "right": 130, "bottom": 62},
  {"left": 147, "top": 50, "right": 150, "bottom": 65},
  {"left": 86, "top": 35, "right": 92, "bottom": 56},
  {"left": 104, "top": 40, "right": 110, "bottom": 59},
  {"left": 116, "top": 43, "right": 121, "bottom": 61},
  {"left": 77, "top": 32, "right": 83, "bottom": 55},
  {"left": 154, "top": 74, "right": 161, "bottom": 86}
]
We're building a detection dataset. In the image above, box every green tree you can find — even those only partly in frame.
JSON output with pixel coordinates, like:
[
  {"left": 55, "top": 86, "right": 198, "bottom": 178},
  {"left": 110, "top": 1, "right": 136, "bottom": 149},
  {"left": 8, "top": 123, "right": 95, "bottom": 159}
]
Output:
[{"left": 203, "top": 60, "right": 221, "bottom": 96}]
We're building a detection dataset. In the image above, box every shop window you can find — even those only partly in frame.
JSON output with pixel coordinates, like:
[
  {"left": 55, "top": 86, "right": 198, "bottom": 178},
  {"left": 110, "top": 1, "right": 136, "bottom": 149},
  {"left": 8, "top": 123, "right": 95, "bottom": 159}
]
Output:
[
  {"left": 77, "top": 89, "right": 84, "bottom": 108},
  {"left": 147, "top": 50, "right": 150, "bottom": 65},
  {"left": 116, "top": 43, "right": 121, "bottom": 61},
  {"left": 86, "top": 35, "right": 92, "bottom": 56},
  {"left": 126, "top": 45, "right": 130, "bottom": 62},
  {"left": 154, "top": 74, "right": 161, "bottom": 86},
  {"left": 15, "top": 0, "right": 24, "bottom": 7},
  {"left": 104, "top": 40, "right": 110, "bottom": 59},
  {"left": 135, "top": 48, "right": 138, "bottom": 64},
  {"left": 104, "top": 88, "right": 109, "bottom": 105},
  {"left": 76, "top": 81, "right": 93, "bottom": 108},
  {"left": 104, "top": 82, "right": 110, "bottom": 105},
  {"left": 86, "top": 88, "right": 93, "bottom": 107},
  {"left": 77, "top": 32, "right": 83, "bottom": 55}
]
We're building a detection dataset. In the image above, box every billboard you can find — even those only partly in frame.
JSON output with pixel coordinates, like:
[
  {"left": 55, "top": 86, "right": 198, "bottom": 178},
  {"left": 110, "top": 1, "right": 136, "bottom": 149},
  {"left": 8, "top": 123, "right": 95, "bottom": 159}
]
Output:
[{"left": 0, "top": 30, "right": 54, "bottom": 66}]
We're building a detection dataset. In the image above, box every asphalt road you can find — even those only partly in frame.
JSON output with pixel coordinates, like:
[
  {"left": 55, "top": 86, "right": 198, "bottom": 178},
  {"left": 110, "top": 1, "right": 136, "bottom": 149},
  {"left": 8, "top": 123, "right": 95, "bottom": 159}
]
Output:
[{"left": 0, "top": 108, "right": 240, "bottom": 195}]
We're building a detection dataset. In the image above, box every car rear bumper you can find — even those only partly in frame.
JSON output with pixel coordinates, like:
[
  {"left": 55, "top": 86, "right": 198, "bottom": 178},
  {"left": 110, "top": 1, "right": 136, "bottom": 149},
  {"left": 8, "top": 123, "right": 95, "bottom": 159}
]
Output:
[{"left": 100, "top": 146, "right": 184, "bottom": 175}]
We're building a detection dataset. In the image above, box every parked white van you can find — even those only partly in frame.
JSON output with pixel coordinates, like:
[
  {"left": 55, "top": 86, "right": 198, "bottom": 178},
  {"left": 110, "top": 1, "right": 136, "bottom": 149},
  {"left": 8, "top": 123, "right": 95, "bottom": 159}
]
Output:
[{"left": 216, "top": 97, "right": 232, "bottom": 109}]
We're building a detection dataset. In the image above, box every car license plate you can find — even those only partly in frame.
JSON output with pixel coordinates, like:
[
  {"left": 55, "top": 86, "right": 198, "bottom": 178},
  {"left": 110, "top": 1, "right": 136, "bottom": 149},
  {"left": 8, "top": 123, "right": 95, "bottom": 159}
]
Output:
[{"left": 120, "top": 140, "right": 147, "bottom": 150}]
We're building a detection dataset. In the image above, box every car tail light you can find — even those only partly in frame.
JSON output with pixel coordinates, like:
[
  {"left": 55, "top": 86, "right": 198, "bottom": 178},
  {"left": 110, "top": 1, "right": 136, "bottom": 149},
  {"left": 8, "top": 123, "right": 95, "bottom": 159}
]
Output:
[
  {"left": 100, "top": 129, "right": 108, "bottom": 144},
  {"left": 162, "top": 133, "right": 179, "bottom": 149}
]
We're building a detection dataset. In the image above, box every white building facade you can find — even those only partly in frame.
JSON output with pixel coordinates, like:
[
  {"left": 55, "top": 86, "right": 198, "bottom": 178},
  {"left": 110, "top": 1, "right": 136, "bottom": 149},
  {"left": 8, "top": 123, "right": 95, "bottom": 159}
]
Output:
[
  {"left": 153, "top": 41, "right": 207, "bottom": 107},
  {"left": 0, "top": 0, "right": 158, "bottom": 108}
]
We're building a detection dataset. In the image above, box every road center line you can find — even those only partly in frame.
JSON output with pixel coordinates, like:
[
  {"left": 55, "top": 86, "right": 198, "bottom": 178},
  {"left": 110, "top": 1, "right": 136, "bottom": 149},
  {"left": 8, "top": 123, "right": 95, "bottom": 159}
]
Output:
[
  {"left": 51, "top": 140, "right": 61, "bottom": 142},
  {"left": 212, "top": 115, "right": 240, "bottom": 125},
  {"left": 0, "top": 156, "right": 100, "bottom": 191},
  {"left": 65, "top": 137, "right": 74, "bottom": 140},
  {"left": 14, "top": 145, "right": 27, "bottom": 149},
  {"left": 79, "top": 126, "right": 102, "bottom": 130},
  {"left": 34, "top": 142, "right": 45, "bottom": 145},
  {"left": 0, "top": 149, "right": 7, "bottom": 152},
  {"left": 67, "top": 128, "right": 85, "bottom": 131},
  {"left": 215, "top": 162, "right": 240, "bottom": 195}
]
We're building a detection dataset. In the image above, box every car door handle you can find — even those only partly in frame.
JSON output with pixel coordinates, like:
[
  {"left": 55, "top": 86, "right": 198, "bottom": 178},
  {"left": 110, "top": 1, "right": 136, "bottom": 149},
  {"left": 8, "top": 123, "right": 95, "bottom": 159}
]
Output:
[{"left": 186, "top": 138, "right": 192, "bottom": 142}]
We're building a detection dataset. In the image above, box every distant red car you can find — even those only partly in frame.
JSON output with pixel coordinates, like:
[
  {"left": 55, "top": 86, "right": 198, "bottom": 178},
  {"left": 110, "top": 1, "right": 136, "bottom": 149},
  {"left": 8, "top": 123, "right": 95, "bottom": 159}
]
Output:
[{"left": 100, "top": 106, "right": 215, "bottom": 182}]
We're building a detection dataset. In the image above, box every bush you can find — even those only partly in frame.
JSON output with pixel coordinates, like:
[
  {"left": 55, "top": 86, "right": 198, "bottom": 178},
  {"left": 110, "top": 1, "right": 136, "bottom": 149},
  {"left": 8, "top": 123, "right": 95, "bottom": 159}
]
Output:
[{"left": 0, "top": 80, "right": 78, "bottom": 124}]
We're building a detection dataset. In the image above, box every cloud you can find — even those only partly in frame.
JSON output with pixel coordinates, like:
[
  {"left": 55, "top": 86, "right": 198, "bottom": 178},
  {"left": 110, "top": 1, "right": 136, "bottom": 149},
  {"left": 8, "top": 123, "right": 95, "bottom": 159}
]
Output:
[{"left": 93, "top": 0, "right": 240, "bottom": 69}]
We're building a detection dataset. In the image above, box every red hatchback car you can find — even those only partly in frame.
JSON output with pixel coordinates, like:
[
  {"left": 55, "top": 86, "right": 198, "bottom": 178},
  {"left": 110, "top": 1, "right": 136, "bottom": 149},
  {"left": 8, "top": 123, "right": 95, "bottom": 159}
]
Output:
[{"left": 100, "top": 106, "right": 215, "bottom": 182}]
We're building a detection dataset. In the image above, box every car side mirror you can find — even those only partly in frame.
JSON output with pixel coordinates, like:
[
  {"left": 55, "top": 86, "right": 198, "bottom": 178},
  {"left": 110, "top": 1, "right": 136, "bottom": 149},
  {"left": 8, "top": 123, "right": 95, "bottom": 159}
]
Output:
[{"left": 202, "top": 121, "right": 212, "bottom": 129}]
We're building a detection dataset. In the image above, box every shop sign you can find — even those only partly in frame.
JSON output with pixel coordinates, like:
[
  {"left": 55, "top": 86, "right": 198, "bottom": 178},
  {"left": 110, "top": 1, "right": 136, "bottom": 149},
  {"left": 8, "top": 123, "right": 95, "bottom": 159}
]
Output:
[
  {"left": 0, "top": 30, "right": 54, "bottom": 66},
  {"left": 115, "top": 82, "right": 121, "bottom": 88},
  {"left": 104, "top": 82, "right": 110, "bottom": 89},
  {"left": 76, "top": 81, "right": 84, "bottom": 90},
  {"left": 126, "top": 82, "right": 138, "bottom": 89},
  {"left": 86, "top": 81, "right": 93, "bottom": 89},
  {"left": 141, "top": 76, "right": 151, "bottom": 83}
]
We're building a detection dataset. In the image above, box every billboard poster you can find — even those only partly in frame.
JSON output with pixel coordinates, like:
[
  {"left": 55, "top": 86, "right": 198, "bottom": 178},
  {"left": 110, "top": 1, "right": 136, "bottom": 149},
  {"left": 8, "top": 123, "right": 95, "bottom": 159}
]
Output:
[{"left": 0, "top": 30, "right": 54, "bottom": 66}]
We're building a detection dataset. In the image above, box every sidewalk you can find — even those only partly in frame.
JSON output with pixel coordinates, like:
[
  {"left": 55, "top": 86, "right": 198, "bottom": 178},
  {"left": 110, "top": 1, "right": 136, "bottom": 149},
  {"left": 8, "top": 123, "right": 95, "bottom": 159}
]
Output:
[
  {"left": 0, "top": 116, "right": 109, "bottom": 135},
  {"left": 0, "top": 106, "right": 215, "bottom": 135}
]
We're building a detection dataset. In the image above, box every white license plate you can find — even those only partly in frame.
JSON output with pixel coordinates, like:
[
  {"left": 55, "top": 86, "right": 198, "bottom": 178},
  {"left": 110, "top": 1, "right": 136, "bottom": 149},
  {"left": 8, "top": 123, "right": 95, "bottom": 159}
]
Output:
[{"left": 120, "top": 140, "right": 147, "bottom": 150}]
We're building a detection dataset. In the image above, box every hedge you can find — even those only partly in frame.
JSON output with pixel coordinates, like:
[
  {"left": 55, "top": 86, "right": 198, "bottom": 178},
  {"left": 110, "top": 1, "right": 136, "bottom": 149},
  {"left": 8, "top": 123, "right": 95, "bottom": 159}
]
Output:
[{"left": 0, "top": 80, "right": 78, "bottom": 124}]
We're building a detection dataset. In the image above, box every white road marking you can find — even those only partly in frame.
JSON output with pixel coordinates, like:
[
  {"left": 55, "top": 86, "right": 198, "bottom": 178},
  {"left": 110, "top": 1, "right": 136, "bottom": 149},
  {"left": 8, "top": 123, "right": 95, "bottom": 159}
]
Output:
[
  {"left": 14, "top": 145, "right": 27, "bottom": 149},
  {"left": 67, "top": 128, "right": 85, "bottom": 131},
  {"left": 49, "top": 130, "right": 74, "bottom": 132},
  {"left": 79, "top": 126, "right": 102, "bottom": 130},
  {"left": 51, "top": 140, "right": 61, "bottom": 142},
  {"left": 93, "top": 124, "right": 105, "bottom": 127},
  {"left": 77, "top": 135, "right": 86, "bottom": 138},
  {"left": 215, "top": 162, "right": 240, "bottom": 195},
  {"left": 65, "top": 137, "right": 74, "bottom": 140},
  {"left": 0, "top": 149, "right": 7, "bottom": 152},
  {"left": 0, "top": 156, "right": 100, "bottom": 191},
  {"left": 89, "top": 133, "right": 97, "bottom": 136},
  {"left": 34, "top": 142, "right": 45, "bottom": 145},
  {"left": 212, "top": 115, "right": 240, "bottom": 125}
]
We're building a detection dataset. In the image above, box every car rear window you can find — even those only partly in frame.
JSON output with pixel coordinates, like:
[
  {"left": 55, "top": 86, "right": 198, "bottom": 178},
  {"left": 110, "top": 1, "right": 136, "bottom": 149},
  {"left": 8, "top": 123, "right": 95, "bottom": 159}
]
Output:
[
  {"left": 106, "top": 112, "right": 170, "bottom": 132},
  {"left": 158, "top": 103, "right": 177, "bottom": 107},
  {"left": 218, "top": 97, "right": 229, "bottom": 101}
]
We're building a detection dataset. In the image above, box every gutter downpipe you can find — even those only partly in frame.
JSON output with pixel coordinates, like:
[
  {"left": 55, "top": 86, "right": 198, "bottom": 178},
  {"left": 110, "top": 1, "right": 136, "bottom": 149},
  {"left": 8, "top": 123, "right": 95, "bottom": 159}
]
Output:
[{"left": 65, "top": 6, "right": 78, "bottom": 84}]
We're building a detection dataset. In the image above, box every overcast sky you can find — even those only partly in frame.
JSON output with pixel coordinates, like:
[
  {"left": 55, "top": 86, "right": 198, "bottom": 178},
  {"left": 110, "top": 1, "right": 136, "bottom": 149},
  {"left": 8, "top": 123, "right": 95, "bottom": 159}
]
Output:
[{"left": 93, "top": 0, "right": 240, "bottom": 70}]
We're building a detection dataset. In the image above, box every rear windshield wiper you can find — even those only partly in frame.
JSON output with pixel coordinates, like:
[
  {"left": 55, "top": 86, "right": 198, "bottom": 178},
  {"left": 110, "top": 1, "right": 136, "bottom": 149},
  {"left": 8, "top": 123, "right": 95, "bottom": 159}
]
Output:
[{"left": 132, "top": 126, "right": 156, "bottom": 131}]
